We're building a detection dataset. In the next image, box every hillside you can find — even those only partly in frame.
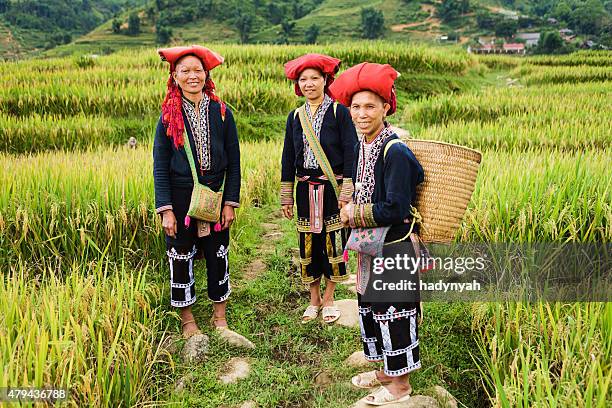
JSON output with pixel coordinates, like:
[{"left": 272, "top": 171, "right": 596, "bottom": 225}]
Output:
[
  {"left": 1, "top": 0, "right": 611, "bottom": 58},
  {"left": 0, "top": 0, "right": 148, "bottom": 58}
]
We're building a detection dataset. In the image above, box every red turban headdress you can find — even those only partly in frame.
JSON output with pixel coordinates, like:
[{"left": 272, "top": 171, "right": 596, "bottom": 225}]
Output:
[
  {"left": 328, "top": 62, "right": 399, "bottom": 116},
  {"left": 284, "top": 53, "right": 341, "bottom": 97},
  {"left": 158, "top": 45, "right": 226, "bottom": 148}
]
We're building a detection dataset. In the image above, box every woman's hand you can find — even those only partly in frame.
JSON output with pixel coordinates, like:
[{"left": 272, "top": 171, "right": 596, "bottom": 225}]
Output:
[
  {"left": 162, "top": 210, "right": 177, "bottom": 238},
  {"left": 282, "top": 204, "right": 294, "bottom": 220},
  {"left": 340, "top": 204, "right": 350, "bottom": 227},
  {"left": 221, "top": 205, "right": 235, "bottom": 230}
]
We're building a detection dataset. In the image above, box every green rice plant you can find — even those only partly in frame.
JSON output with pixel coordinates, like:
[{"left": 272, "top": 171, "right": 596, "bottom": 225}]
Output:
[
  {"left": 402, "top": 82, "right": 612, "bottom": 127},
  {"left": 0, "top": 261, "right": 173, "bottom": 407},
  {"left": 0, "top": 114, "right": 157, "bottom": 153},
  {"left": 512, "top": 65, "right": 612, "bottom": 85},
  {"left": 0, "top": 141, "right": 282, "bottom": 266},
  {"left": 476, "top": 55, "right": 523, "bottom": 70},
  {"left": 461, "top": 148, "right": 611, "bottom": 243},
  {"left": 413, "top": 114, "right": 611, "bottom": 151},
  {"left": 526, "top": 51, "right": 612, "bottom": 67},
  {"left": 472, "top": 302, "right": 611, "bottom": 407}
]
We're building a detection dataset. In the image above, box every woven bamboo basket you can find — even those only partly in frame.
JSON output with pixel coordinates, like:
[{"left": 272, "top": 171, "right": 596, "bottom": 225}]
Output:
[{"left": 402, "top": 139, "right": 482, "bottom": 243}]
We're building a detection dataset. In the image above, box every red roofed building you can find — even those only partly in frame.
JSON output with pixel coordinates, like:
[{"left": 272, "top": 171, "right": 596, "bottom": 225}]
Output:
[{"left": 503, "top": 43, "right": 525, "bottom": 54}]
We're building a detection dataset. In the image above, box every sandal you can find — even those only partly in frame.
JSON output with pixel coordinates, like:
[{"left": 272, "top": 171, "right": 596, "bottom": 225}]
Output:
[
  {"left": 322, "top": 305, "right": 341, "bottom": 324},
  {"left": 301, "top": 304, "right": 321, "bottom": 324},
  {"left": 211, "top": 315, "right": 228, "bottom": 328},
  {"left": 351, "top": 370, "right": 385, "bottom": 389},
  {"left": 181, "top": 319, "right": 202, "bottom": 339},
  {"left": 361, "top": 385, "right": 411, "bottom": 406}
]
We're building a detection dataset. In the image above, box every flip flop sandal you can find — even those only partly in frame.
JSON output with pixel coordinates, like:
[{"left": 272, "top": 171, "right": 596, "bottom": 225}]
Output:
[
  {"left": 351, "top": 370, "right": 383, "bottom": 389},
  {"left": 322, "top": 305, "right": 341, "bottom": 324},
  {"left": 181, "top": 319, "right": 202, "bottom": 339},
  {"left": 301, "top": 304, "right": 321, "bottom": 324},
  {"left": 361, "top": 385, "right": 411, "bottom": 406}
]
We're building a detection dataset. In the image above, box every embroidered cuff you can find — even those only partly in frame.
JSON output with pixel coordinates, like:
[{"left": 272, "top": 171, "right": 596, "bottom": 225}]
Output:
[
  {"left": 352, "top": 204, "right": 377, "bottom": 227},
  {"left": 280, "top": 181, "right": 294, "bottom": 206},
  {"left": 156, "top": 205, "right": 173, "bottom": 214},
  {"left": 338, "top": 178, "right": 354, "bottom": 203},
  {"left": 224, "top": 201, "right": 240, "bottom": 208}
]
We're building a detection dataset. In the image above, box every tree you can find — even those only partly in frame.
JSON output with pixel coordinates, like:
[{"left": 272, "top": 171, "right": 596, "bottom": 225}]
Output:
[
  {"left": 277, "top": 20, "right": 295, "bottom": 44},
  {"left": 127, "top": 12, "right": 140, "bottom": 35},
  {"left": 156, "top": 27, "right": 172, "bottom": 44},
  {"left": 305, "top": 24, "right": 320, "bottom": 44},
  {"left": 552, "top": 1, "right": 572, "bottom": 23},
  {"left": 145, "top": 5, "right": 156, "bottom": 22},
  {"left": 437, "top": 0, "right": 470, "bottom": 22},
  {"left": 597, "top": 19, "right": 612, "bottom": 47},
  {"left": 535, "top": 31, "right": 566, "bottom": 54},
  {"left": 235, "top": 14, "right": 253, "bottom": 43},
  {"left": 361, "top": 7, "right": 385, "bottom": 39},
  {"left": 0, "top": 0, "right": 8, "bottom": 14},
  {"left": 112, "top": 18, "right": 121, "bottom": 34},
  {"left": 570, "top": 0, "right": 605, "bottom": 35},
  {"left": 476, "top": 10, "right": 496, "bottom": 29},
  {"left": 495, "top": 19, "right": 518, "bottom": 38},
  {"left": 267, "top": 3, "right": 285, "bottom": 25},
  {"left": 281, "top": 20, "right": 295, "bottom": 36}
]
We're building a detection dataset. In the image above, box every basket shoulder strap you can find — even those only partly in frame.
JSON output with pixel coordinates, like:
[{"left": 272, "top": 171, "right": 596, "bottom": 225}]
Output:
[{"left": 383, "top": 138, "right": 403, "bottom": 161}]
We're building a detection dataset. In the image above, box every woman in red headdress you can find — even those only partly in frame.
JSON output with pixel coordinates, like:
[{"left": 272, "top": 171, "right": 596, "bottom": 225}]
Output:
[
  {"left": 331, "top": 62, "right": 424, "bottom": 405},
  {"left": 153, "top": 45, "right": 251, "bottom": 347},
  {"left": 281, "top": 53, "right": 358, "bottom": 324}
]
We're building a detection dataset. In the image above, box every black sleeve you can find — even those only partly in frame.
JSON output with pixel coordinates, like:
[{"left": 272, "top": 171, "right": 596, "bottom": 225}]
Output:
[
  {"left": 222, "top": 107, "right": 241, "bottom": 206},
  {"left": 338, "top": 105, "right": 358, "bottom": 178},
  {"left": 281, "top": 111, "right": 296, "bottom": 182},
  {"left": 153, "top": 115, "right": 173, "bottom": 213},
  {"left": 372, "top": 143, "right": 421, "bottom": 225}
]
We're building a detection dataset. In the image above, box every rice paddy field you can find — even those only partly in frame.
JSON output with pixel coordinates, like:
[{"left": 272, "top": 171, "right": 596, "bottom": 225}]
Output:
[{"left": 0, "top": 44, "right": 610, "bottom": 407}]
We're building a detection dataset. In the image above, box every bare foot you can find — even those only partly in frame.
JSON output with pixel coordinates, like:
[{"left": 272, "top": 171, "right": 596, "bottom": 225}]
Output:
[{"left": 375, "top": 370, "right": 393, "bottom": 384}]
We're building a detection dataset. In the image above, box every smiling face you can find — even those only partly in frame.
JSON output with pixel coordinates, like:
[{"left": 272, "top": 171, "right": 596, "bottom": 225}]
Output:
[
  {"left": 297, "top": 68, "right": 326, "bottom": 101},
  {"left": 349, "top": 90, "right": 390, "bottom": 140},
  {"left": 172, "top": 55, "right": 207, "bottom": 96}
]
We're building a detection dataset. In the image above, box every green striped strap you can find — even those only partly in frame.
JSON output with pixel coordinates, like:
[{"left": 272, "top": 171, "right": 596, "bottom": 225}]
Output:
[
  {"left": 297, "top": 105, "right": 340, "bottom": 198},
  {"left": 182, "top": 132, "right": 200, "bottom": 186},
  {"left": 182, "top": 132, "right": 224, "bottom": 192}
]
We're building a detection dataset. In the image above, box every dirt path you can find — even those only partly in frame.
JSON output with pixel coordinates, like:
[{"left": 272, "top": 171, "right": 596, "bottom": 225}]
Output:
[
  {"left": 390, "top": 3, "right": 441, "bottom": 32},
  {"left": 240, "top": 210, "right": 284, "bottom": 282}
]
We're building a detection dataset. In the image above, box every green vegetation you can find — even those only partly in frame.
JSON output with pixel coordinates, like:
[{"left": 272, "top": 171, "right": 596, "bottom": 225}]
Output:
[
  {"left": 0, "top": 43, "right": 610, "bottom": 406},
  {"left": 2, "top": 0, "right": 612, "bottom": 58}
]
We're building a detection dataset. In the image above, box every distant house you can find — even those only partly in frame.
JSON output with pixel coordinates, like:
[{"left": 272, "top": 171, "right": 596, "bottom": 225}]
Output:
[
  {"left": 559, "top": 28, "right": 573, "bottom": 35},
  {"left": 503, "top": 43, "right": 525, "bottom": 54},
  {"left": 478, "top": 36, "right": 495, "bottom": 46},
  {"left": 515, "top": 32, "right": 541, "bottom": 47},
  {"left": 497, "top": 9, "right": 519, "bottom": 20},
  {"left": 581, "top": 40, "right": 597, "bottom": 49},
  {"left": 470, "top": 43, "right": 525, "bottom": 55},
  {"left": 547, "top": 18, "right": 558, "bottom": 25}
]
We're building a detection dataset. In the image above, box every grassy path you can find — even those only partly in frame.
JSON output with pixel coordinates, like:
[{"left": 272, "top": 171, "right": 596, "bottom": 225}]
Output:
[{"left": 162, "top": 206, "right": 488, "bottom": 407}]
